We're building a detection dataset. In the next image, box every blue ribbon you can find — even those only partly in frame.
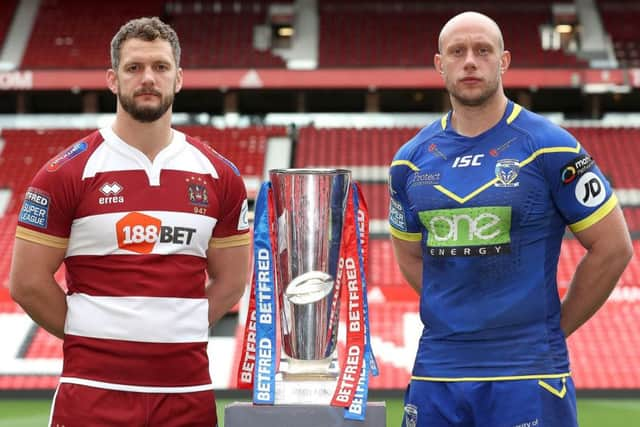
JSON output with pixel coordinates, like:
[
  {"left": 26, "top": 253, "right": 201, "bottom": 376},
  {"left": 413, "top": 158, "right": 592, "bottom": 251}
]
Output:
[{"left": 252, "top": 182, "right": 277, "bottom": 405}]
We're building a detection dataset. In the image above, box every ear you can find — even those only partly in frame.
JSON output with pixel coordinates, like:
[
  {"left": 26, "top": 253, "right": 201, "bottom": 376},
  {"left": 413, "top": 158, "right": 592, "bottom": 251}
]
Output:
[
  {"left": 175, "top": 67, "right": 183, "bottom": 94},
  {"left": 106, "top": 69, "right": 118, "bottom": 95},
  {"left": 500, "top": 50, "right": 511, "bottom": 74},
  {"left": 434, "top": 53, "right": 444, "bottom": 75}
]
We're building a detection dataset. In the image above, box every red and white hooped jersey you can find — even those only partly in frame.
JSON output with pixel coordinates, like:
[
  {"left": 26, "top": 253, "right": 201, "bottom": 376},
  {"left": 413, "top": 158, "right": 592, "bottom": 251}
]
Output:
[{"left": 16, "top": 127, "right": 251, "bottom": 393}]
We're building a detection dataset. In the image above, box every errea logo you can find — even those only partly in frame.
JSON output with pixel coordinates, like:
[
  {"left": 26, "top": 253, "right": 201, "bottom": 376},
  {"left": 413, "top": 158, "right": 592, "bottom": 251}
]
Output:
[
  {"left": 99, "top": 182, "right": 125, "bottom": 205},
  {"left": 116, "top": 212, "right": 196, "bottom": 254}
]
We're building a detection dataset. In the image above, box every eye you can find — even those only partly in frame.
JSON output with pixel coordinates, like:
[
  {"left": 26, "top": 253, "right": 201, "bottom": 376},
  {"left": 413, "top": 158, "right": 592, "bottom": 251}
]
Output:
[
  {"left": 452, "top": 47, "right": 464, "bottom": 56},
  {"left": 478, "top": 46, "right": 491, "bottom": 55},
  {"left": 155, "top": 63, "right": 170, "bottom": 71},
  {"left": 125, "top": 64, "right": 139, "bottom": 72}
]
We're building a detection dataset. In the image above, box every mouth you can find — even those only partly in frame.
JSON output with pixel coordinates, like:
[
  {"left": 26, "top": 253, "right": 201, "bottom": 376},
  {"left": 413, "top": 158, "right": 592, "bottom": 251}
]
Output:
[
  {"left": 460, "top": 77, "right": 482, "bottom": 84},
  {"left": 134, "top": 90, "right": 161, "bottom": 98}
]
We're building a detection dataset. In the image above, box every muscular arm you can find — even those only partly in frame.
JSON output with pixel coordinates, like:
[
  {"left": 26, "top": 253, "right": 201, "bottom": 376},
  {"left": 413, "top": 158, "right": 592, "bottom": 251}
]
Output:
[
  {"left": 561, "top": 205, "right": 633, "bottom": 337},
  {"left": 206, "top": 243, "right": 250, "bottom": 327},
  {"left": 9, "top": 238, "right": 67, "bottom": 339},
  {"left": 391, "top": 236, "right": 423, "bottom": 294}
]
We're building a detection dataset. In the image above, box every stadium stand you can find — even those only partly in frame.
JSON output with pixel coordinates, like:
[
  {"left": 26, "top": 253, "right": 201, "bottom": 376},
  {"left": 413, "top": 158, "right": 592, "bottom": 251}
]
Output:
[
  {"left": 168, "top": 8, "right": 287, "bottom": 68},
  {"left": 21, "top": 0, "right": 165, "bottom": 69},
  {"left": 319, "top": 2, "right": 586, "bottom": 67},
  {"left": 0, "top": 0, "right": 18, "bottom": 50},
  {"left": 569, "top": 127, "right": 640, "bottom": 188},
  {"left": 599, "top": 1, "right": 640, "bottom": 68}
]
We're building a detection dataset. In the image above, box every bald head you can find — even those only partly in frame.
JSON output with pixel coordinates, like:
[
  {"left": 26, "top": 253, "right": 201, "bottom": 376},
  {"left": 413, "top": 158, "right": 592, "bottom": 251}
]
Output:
[{"left": 438, "top": 11, "right": 504, "bottom": 53}]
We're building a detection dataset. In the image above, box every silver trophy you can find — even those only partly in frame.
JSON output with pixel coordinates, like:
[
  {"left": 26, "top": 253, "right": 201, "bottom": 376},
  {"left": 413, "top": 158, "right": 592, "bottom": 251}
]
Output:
[{"left": 269, "top": 168, "right": 351, "bottom": 404}]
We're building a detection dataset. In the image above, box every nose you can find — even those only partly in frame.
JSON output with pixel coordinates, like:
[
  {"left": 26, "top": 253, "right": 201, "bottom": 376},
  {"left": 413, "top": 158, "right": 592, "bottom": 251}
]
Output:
[
  {"left": 463, "top": 49, "right": 477, "bottom": 70},
  {"left": 141, "top": 66, "right": 156, "bottom": 85}
]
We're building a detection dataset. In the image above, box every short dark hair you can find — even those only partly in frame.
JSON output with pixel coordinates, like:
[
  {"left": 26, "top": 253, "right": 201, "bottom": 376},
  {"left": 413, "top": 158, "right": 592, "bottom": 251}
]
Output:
[{"left": 110, "top": 17, "right": 181, "bottom": 70}]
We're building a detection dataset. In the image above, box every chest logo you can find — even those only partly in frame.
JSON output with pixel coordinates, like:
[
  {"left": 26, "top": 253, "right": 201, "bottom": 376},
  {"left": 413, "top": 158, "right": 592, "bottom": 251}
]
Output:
[
  {"left": 428, "top": 143, "right": 447, "bottom": 160},
  {"left": 495, "top": 159, "right": 520, "bottom": 187},
  {"left": 99, "top": 182, "right": 124, "bottom": 205},
  {"left": 452, "top": 154, "right": 484, "bottom": 168},
  {"left": 489, "top": 137, "right": 517, "bottom": 157},
  {"left": 187, "top": 177, "right": 209, "bottom": 208}
]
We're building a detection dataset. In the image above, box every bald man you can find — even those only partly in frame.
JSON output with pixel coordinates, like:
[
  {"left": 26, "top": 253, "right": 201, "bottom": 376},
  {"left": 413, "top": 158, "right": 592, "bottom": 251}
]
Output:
[{"left": 389, "top": 11, "right": 632, "bottom": 427}]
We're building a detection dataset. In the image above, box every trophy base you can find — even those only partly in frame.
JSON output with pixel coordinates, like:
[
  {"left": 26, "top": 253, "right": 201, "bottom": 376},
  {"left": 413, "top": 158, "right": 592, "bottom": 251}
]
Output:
[
  {"left": 274, "top": 356, "right": 339, "bottom": 405},
  {"left": 225, "top": 402, "right": 387, "bottom": 427},
  {"left": 274, "top": 374, "right": 338, "bottom": 405}
]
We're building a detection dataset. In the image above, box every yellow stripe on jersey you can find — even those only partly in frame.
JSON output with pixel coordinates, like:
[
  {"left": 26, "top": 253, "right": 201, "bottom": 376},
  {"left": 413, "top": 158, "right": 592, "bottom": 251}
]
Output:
[
  {"left": 434, "top": 141, "right": 581, "bottom": 205},
  {"left": 569, "top": 193, "right": 618, "bottom": 233},
  {"left": 209, "top": 233, "right": 251, "bottom": 249},
  {"left": 519, "top": 142, "right": 581, "bottom": 168},
  {"left": 506, "top": 103, "right": 523, "bottom": 124},
  {"left": 390, "top": 226, "right": 422, "bottom": 242},
  {"left": 411, "top": 372, "right": 572, "bottom": 382},
  {"left": 440, "top": 113, "right": 448, "bottom": 130},
  {"left": 434, "top": 179, "right": 499, "bottom": 204},
  {"left": 390, "top": 160, "right": 420, "bottom": 171},
  {"left": 15, "top": 226, "right": 68, "bottom": 249}
]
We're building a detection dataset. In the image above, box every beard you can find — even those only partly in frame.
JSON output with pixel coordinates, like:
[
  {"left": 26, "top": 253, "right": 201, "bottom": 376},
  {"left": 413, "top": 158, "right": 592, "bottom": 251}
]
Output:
[
  {"left": 118, "top": 86, "right": 174, "bottom": 123},
  {"left": 447, "top": 76, "right": 500, "bottom": 107}
]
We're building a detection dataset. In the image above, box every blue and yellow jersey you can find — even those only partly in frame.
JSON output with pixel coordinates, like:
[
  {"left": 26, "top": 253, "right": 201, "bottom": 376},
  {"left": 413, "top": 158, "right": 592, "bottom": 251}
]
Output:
[{"left": 389, "top": 100, "right": 617, "bottom": 380}]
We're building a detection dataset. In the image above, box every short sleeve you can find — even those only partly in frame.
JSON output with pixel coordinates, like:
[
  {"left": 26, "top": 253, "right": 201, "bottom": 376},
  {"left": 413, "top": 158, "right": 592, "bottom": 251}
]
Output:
[
  {"left": 543, "top": 130, "right": 617, "bottom": 233},
  {"left": 388, "top": 157, "right": 423, "bottom": 242},
  {"left": 16, "top": 159, "right": 78, "bottom": 249},
  {"left": 209, "top": 168, "right": 251, "bottom": 248}
]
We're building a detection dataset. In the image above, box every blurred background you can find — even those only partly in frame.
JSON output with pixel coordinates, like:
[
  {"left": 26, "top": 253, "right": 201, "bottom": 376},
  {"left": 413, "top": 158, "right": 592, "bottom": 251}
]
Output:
[{"left": 0, "top": 0, "right": 639, "bottom": 425}]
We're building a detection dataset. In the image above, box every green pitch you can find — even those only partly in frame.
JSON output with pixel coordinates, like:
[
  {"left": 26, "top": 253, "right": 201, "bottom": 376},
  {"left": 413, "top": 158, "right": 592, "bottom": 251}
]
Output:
[{"left": 0, "top": 397, "right": 639, "bottom": 426}]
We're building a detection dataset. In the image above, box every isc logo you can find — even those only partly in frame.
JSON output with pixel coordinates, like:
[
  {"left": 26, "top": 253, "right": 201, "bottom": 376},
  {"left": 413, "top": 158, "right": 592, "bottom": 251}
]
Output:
[
  {"left": 452, "top": 154, "right": 484, "bottom": 168},
  {"left": 116, "top": 212, "right": 196, "bottom": 254}
]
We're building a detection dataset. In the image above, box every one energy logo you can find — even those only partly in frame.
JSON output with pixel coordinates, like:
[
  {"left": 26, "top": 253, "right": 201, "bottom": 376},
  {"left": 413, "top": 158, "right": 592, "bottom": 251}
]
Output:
[
  {"left": 419, "top": 206, "right": 511, "bottom": 256},
  {"left": 116, "top": 212, "right": 196, "bottom": 254}
]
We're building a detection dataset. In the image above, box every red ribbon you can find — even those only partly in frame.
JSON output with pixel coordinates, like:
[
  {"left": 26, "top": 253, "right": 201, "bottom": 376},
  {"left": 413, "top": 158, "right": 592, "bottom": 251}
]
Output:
[{"left": 331, "top": 185, "right": 367, "bottom": 407}]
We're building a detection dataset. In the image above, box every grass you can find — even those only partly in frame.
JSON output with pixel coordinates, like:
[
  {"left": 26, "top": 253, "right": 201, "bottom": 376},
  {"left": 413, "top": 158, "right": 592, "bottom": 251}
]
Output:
[{"left": 0, "top": 397, "right": 639, "bottom": 426}]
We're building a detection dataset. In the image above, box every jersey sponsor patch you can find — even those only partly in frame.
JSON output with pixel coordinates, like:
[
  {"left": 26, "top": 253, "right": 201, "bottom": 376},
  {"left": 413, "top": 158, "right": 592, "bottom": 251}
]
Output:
[
  {"left": 389, "top": 198, "right": 407, "bottom": 231},
  {"left": 238, "top": 199, "right": 249, "bottom": 230},
  {"left": 46, "top": 141, "right": 87, "bottom": 172},
  {"left": 409, "top": 171, "right": 441, "bottom": 186},
  {"left": 419, "top": 206, "right": 511, "bottom": 257},
  {"left": 561, "top": 154, "right": 594, "bottom": 185},
  {"left": 116, "top": 212, "right": 197, "bottom": 254},
  {"left": 19, "top": 188, "right": 50, "bottom": 228},
  {"left": 575, "top": 172, "right": 605, "bottom": 207}
]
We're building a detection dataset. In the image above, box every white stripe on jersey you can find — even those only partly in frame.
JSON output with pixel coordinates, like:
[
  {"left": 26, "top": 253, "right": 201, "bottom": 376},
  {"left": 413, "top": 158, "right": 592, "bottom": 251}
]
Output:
[
  {"left": 66, "top": 211, "right": 217, "bottom": 257},
  {"left": 59, "top": 377, "right": 214, "bottom": 393},
  {"left": 65, "top": 293, "right": 209, "bottom": 343},
  {"left": 89, "top": 128, "right": 218, "bottom": 186}
]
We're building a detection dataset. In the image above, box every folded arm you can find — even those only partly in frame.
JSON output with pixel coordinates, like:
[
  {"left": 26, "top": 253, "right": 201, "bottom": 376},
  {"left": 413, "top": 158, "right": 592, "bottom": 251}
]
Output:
[
  {"left": 206, "top": 243, "right": 250, "bottom": 327},
  {"left": 561, "top": 205, "right": 633, "bottom": 337},
  {"left": 9, "top": 238, "right": 67, "bottom": 339},
  {"left": 391, "top": 236, "right": 423, "bottom": 294}
]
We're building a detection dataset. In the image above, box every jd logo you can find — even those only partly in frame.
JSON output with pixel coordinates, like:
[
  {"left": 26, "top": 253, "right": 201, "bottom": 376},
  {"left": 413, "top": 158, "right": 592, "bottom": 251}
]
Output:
[{"left": 419, "top": 206, "right": 511, "bottom": 257}]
